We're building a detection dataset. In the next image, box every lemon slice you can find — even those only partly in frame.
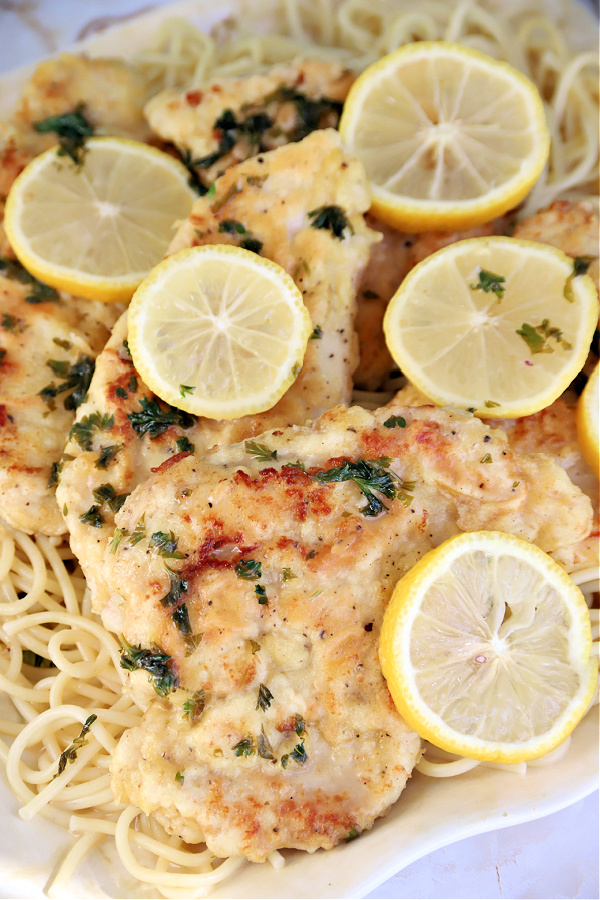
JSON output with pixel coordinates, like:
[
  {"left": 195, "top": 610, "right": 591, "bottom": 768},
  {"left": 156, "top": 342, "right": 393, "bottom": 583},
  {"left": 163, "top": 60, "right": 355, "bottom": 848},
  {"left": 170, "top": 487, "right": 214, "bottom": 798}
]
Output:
[
  {"left": 383, "top": 236, "right": 599, "bottom": 418},
  {"left": 4, "top": 137, "right": 196, "bottom": 302},
  {"left": 338, "top": 42, "right": 550, "bottom": 232},
  {"left": 127, "top": 244, "right": 312, "bottom": 419},
  {"left": 577, "top": 361, "right": 599, "bottom": 476},
  {"left": 379, "top": 530, "right": 598, "bottom": 763}
]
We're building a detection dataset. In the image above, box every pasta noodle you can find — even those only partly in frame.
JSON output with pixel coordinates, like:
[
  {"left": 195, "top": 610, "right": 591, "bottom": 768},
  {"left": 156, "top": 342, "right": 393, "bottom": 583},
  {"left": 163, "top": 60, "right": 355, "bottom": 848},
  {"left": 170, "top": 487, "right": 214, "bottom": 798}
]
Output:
[{"left": 0, "top": 0, "right": 598, "bottom": 896}]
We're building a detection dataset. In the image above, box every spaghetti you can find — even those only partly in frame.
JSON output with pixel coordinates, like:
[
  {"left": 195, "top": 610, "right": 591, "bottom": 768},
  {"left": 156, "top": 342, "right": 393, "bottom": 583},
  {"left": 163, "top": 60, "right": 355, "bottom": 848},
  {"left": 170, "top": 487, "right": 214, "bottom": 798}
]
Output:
[{"left": 0, "top": 0, "right": 598, "bottom": 896}]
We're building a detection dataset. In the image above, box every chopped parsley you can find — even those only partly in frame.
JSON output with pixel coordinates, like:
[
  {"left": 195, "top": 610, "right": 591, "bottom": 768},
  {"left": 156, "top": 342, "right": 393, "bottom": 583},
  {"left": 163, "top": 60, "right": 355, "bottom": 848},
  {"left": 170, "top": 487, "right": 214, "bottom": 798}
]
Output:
[
  {"left": 175, "top": 771, "right": 185, "bottom": 783},
  {"left": 290, "top": 740, "right": 307, "bottom": 764},
  {"left": 114, "top": 386, "right": 128, "bottom": 399},
  {"left": 239, "top": 237, "right": 263, "bottom": 254},
  {"left": 79, "top": 505, "right": 104, "bottom": 528},
  {"left": 256, "top": 683, "right": 274, "bottom": 711},
  {"left": 179, "top": 384, "right": 195, "bottom": 398},
  {"left": 95, "top": 444, "right": 122, "bottom": 469},
  {"left": 47, "top": 460, "right": 61, "bottom": 488},
  {"left": 176, "top": 436, "right": 195, "bottom": 453},
  {"left": 307, "top": 205, "right": 352, "bottom": 239},
  {"left": 1, "top": 312, "right": 26, "bottom": 332},
  {"left": 245, "top": 440, "right": 277, "bottom": 462},
  {"left": 313, "top": 457, "right": 396, "bottom": 517},
  {"left": 480, "top": 453, "right": 492, "bottom": 463},
  {"left": 110, "top": 528, "right": 126, "bottom": 554},
  {"left": 54, "top": 714, "right": 97, "bottom": 778},
  {"left": 235, "top": 559, "right": 262, "bottom": 580},
  {"left": 469, "top": 268, "right": 506, "bottom": 299},
  {"left": 516, "top": 319, "right": 572, "bottom": 355},
  {"left": 171, "top": 602, "right": 192, "bottom": 644},
  {"left": 183, "top": 689, "right": 206, "bottom": 723},
  {"left": 310, "top": 325, "right": 323, "bottom": 340},
  {"left": 255, "top": 584, "right": 268, "bottom": 605},
  {"left": 92, "top": 483, "right": 128, "bottom": 512},
  {"left": 345, "top": 826, "right": 361, "bottom": 842},
  {"left": 150, "top": 531, "right": 185, "bottom": 559},
  {"left": 282, "top": 567, "right": 297, "bottom": 582},
  {"left": 69, "top": 412, "right": 114, "bottom": 451},
  {"left": 40, "top": 355, "right": 94, "bottom": 410},
  {"left": 0, "top": 256, "right": 59, "bottom": 304},
  {"left": 293, "top": 714, "right": 305, "bottom": 736},
  {"left": 219, "top": 220, "right": 246, "bottom": 234},
  {"left": 33, "top": 106, "right": 94, "bottom": 164},
  {"left": 120, "top": 637, "right": 179, "bottom": 697},
  {"left": 160, "top": 566, "right": 189, "bottom": 608},
  {"left": 129, "top": 516, "right": 147, "bottom": 546},
  {"left": 383, "top": 415, "right": 406, "bottom": 429},
  {"left": 128, "top": 396, "right": 195, "bottom": 439},
  {"left": 232, "top": 736, "right": 255, "bottom": 757}
]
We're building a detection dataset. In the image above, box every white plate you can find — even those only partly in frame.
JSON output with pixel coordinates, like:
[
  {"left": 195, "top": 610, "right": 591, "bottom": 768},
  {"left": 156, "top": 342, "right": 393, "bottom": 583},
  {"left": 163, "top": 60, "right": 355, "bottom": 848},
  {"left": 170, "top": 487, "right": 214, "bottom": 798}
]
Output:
[{"left": 0, "top": 2, "right": 598, "bottom": 898}]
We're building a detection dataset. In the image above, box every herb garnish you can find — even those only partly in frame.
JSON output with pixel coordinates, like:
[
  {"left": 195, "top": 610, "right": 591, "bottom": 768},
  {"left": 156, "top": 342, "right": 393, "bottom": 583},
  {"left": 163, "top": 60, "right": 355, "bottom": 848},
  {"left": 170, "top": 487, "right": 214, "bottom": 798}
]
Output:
[
  {"left": 245, "top": 440, "right": 277, "bottom": 462},
  {"left": 256, "top": 683, "right": 274, "bottom": 711},
  {"left": 115, "top": 386, "right": 128, "bottom": 399},
  {"left": 240, "top": 237, "right": 263, "bottom": 254},
  {"left": 34, "top": 106, "right": 94, "bottom": 164},
  {"left": 69, "top": 412, "right": 114, "bottom": 451},
  {"left": 516, "top": 319, "right": 572, "bottom": 354},
  {"left": 92, "top": 483, "right": 128, "bottom": 512},
  {"left": 383, "top": 415, "right": 406, "bottom": 429},
  {"left": 345, "top": 826, "right": 361, "bottom": 842},
  {"left": 235, "top": 559, "right": 262, "bottom": 580},
  {"left": 282, "top": 568, "right": 297, "bottom": 582},
  {"left": 128, "top": 396, "right": 195, "bottom": 439},
  {"left": 0, "top": 256, "right": 59, "bottom": 303},
  {"left": 95, "top": 444, "right": 122, "bottom": 469},
  {"left": 255, "top": 584, "right": 268, "bottom": 605},
  {"left": 480, "top": 453, "right": 492, "bottom": 463},
  {"left": 171, "top": 601, "right": 192, "bottom": 644},
  {"left": 79, "top": 505, "right": 104, "bottom": 528},
  {"left": 120, "top": 637, "right": 179, "bottom": 697},
  {"left": 179, "top": 384, "right": 195, "bottom": 398},
  {"left": 160, "top": 566, "right": 189, "bottom": 608},
  {"left": 232, "top": 736, "right": 255, "bottom": 757},
  {"left": 469, "top": 268, "right": 506, "bottom": 299},
  {"left": 307, "top": 205, "right": 352, "bottom": 239},
  {"left": 175, "top": 771, "right": 185, "bottom": 783},
  {"left": 310, "top": 325, "right": 323, "bottom": 339},
  {"left": 40, "top": 355, "right": 94, "bottom": 410},
  {"left": 150, "top": 531, "right": 185, "bottom": 559},
  {"left": 176, "top": 436, "right": 195, "bottom": 453},
  {"left": 313, "top": 458, "right": 396, "bottom": 517},
  {"left": 1, "top": 312, "right": 26, "bottom": 332},
  {"left": 129, "top": 516, "right": 146, "bottom": 546},
  {"left": 183, "top": 689, "right": 206, "bottom": 724},
  {"left": 110, "top": 528, "right": 126, "bottom": 553},
  {"left": 54, "top": 714, "right": 97, "bottom": 778},
  {"left": 219, "top": 220, "right": 246, "bottom": 234}
]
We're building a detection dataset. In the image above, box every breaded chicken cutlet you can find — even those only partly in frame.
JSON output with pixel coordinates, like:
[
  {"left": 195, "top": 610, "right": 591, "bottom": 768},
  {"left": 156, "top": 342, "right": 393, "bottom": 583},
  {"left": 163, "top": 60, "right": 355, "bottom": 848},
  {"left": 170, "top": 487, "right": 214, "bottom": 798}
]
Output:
[
  {"left": 57, "top": 129, "right": 379, "bottom": 610},
  {"left": 0, "top": 53, "right": 151, "bottom": 534},
  {"left": 106, "top": 401, "right": 592, "bottom": 861}
]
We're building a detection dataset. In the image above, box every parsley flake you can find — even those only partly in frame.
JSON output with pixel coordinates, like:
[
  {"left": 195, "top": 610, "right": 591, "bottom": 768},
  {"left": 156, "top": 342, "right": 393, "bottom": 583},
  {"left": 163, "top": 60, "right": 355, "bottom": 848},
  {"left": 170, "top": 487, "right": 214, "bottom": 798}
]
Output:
[
  {"left": 516, "top": 319, "right": 572, "bottom": 355},
  {"left": 150, "top": 531, "right": 185, "bottom": 559},
  {"left": 128, "top": 396, "right": 195, "bottom": 439},
  {"left": 183, "top": 688, "right": 206, "bottom": 723},
  {"left": 469, "top": 268, "right": 506, "bottom": 299},
  {"left": 383, "top": 415, "right": 406, "bottom": 429},
  {"left": 256, "top": 683, "right": 274, "bottom": 711},
  {"left": 255, "top": 584, "right": 268, "bottom": 605},
  {"left": 235, "top": 559, "right": 262, "bottom": 580},
  {"left": 120, "top": 637, "right": 179, "bottom": 697},
  {"left": 307, "top": 205, "right": 352, "bottom": 239},
  {"left": 245, "top": 440, "right": 277, "bottom": 462},
  {"left": 54, "top": 714, "right": 97, "bottom": 778},
  {"left": 34, "top": 106, "right": 94, "bottom": 164}
]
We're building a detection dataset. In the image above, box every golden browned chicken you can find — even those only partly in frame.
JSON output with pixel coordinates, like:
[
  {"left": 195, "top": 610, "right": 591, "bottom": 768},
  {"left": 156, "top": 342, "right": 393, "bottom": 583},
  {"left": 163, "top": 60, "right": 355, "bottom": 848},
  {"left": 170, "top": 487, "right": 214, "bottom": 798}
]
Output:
[
  {"left": 106, "top": 401, "right": 592, "bottom": 861},
  {"left": 145, "top": 58, "right": 354, "bottom": 188},
  {"left": 57, "top": 129, "right": 379, "bottom": 608}
]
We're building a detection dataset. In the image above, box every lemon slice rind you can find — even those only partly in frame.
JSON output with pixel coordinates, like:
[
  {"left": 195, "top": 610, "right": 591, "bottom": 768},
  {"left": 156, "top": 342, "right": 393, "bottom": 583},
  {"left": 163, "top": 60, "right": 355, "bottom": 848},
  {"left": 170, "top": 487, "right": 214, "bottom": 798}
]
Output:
[
  {"left": 576, "top": 361, "right": 599, "bottom": 476},
  {"left": 379, "top": 530, "right": 597, "bottom": 764}
]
